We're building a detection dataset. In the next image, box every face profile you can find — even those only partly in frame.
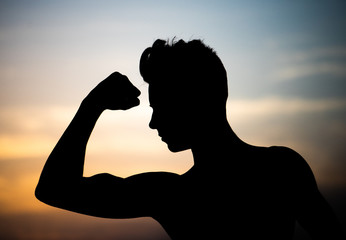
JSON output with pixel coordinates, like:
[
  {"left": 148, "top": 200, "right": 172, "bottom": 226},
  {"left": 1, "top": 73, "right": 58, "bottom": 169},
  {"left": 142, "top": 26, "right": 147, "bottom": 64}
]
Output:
[
  {"left": 148, "top": 83, "right": 196, "bottom": 152},
  {"left": 141, "top": 39, "right": 229, "bottom": 152}
]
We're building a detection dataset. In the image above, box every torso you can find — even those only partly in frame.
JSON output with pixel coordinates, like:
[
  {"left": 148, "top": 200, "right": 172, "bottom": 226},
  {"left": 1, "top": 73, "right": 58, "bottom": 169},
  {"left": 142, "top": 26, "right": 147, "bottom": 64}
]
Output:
[{"left": 152, "top": 145, "right": 296, "bottom": 239}]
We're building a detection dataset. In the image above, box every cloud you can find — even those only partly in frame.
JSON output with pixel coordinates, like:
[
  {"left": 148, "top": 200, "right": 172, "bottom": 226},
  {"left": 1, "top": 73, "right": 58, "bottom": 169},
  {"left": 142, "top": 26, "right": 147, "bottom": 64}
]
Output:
[
  {"left": 0, "top": 105, "right": 76, "bottom": 159},
  {"left": 227, "top": 97, "right": 346, "bottom": 117},
  {"left": 269, "top": 47, "right": 346, "bottom": 82}
]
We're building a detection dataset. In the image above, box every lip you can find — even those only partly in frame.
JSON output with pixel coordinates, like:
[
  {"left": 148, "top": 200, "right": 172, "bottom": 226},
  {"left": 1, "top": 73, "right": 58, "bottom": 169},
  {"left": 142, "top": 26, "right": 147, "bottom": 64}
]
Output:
[
  {"left": 159, "top": 133, "right": 168, "bottom": 142},
  {"left": 158, "top": 131, "right": 173, "bottom": 143},
  {"left": 160, "top": 135, "right": 166, "bottom": 141}
]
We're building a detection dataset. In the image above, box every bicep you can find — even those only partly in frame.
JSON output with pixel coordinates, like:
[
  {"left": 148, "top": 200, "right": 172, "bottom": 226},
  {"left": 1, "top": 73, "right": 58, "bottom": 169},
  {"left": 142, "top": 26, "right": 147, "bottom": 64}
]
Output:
[
  {"left": 46, "top": 173, "right": 156, "bottom": 219},
  {"left": 44, "top": 172, "right": 179, "bottom": 219}
]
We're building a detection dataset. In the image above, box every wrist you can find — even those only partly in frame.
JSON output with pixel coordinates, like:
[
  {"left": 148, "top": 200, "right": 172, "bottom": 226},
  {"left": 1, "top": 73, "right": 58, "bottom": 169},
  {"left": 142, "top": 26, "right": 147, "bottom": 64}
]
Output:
[{"left": 80, "top": 98, "right": 105, "bottom": 116}]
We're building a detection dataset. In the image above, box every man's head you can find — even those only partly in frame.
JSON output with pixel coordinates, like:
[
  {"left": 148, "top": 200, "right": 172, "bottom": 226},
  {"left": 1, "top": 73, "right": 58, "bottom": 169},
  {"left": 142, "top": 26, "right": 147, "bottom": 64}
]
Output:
[{"left": 140, "top": 39, "right": 228, "bottom": 152}]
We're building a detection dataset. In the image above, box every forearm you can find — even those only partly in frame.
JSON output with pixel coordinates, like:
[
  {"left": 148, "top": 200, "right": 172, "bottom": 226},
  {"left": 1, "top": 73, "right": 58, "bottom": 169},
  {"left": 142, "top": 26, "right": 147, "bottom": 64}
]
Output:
[
  {"left": 36, "top": 100, "right": 103, "bottom": 196},
  {"left": 35, "top": 72, "right": 140, "bottom": 205}
]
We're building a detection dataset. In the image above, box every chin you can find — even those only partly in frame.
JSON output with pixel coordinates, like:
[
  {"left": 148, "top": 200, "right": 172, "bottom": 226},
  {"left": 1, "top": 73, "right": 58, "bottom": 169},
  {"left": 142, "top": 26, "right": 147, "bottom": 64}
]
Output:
[{"left": 167, "top": 143, "right": 191, "bottom": 152}]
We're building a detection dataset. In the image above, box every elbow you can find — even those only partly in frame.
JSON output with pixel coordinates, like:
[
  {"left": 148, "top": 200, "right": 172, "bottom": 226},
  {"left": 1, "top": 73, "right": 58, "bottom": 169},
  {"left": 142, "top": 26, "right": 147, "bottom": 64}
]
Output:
[
  {"left": 35, "top": 181, "right": 61, "bottom": 207},
  {"left": 35, "top": 183, "right": 51, "bottom": 204},
  {"left": 35, "top": 179, "right": 78, "bottom": 210}
]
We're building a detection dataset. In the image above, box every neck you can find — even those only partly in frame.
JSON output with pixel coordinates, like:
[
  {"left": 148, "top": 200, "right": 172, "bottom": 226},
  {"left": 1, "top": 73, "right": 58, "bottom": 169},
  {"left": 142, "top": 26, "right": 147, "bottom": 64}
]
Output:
[{"left": 190, "top": 119, "right": 243, "bottom": 169}]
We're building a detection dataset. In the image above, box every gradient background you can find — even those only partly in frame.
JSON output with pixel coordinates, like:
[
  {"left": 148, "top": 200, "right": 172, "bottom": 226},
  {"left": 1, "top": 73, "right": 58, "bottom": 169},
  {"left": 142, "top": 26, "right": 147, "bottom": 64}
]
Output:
[{"left": 1, "top": 1, "right": 345, "bottom": 239}]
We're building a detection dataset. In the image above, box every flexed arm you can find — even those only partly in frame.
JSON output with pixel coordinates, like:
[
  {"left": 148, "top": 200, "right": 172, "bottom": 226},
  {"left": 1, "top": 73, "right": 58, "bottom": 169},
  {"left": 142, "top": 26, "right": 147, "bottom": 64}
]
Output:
[{"left": 35, "top": 72, "right": 141, "bottom": 216}]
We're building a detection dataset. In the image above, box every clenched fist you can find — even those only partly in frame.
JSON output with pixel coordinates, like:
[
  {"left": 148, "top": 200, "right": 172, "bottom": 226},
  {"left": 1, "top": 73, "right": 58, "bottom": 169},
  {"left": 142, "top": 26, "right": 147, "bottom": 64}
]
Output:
[{"left": 84, "top": 72, "right": 141, "bottom": 111}]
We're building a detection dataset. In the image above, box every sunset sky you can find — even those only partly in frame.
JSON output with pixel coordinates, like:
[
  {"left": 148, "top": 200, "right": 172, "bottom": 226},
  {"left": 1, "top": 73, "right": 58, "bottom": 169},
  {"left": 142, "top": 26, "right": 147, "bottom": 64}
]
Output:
[{"left": 1, "top": 1, "right": 346, "bottom": 239}]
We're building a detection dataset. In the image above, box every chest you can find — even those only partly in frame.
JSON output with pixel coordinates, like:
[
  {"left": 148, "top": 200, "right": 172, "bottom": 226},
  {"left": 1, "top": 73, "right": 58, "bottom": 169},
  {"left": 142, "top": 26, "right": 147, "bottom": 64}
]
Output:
[{"left": 155, "top": 176, "right": 295, "bottom": 240}]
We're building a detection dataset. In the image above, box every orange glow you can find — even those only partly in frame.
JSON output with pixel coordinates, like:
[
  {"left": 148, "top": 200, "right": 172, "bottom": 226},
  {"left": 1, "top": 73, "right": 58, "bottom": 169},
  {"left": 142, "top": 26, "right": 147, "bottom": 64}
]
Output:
[
  {"left": 0, "top": 172, "right": 46, "bottom": 214},
  {"left": 0, "top": 136, "right": 54, "bottom": 160}
]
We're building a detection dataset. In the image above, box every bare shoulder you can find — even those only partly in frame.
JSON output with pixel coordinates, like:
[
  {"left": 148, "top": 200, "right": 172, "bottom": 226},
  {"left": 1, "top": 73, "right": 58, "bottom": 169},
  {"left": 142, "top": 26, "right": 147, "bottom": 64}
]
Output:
[
  {"left": 268, "top": 146, "right": 304, "bottom": 163},
  {"left": 268, "top": 146, "right": 310, "bottom": 169},
  {"left": 267, "top": 146, "right": 317, "bottom": 188}
]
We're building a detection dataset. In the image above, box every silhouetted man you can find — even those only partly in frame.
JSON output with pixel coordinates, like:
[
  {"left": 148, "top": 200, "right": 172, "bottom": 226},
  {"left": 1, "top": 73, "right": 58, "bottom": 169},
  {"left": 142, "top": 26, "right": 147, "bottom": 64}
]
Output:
[{"left": 36, "top": 39, "right": 344, "bottom": 239}]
